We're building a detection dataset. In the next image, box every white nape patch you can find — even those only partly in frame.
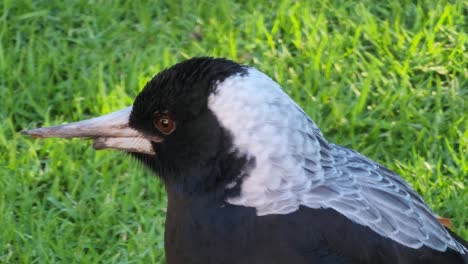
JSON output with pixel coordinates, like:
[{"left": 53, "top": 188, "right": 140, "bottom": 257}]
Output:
[
  {"left": 208, "top": 68, "right": 467, "bottom": 254},
  {"left": 208, "top": 68, "right": 325, "bottom": 213}
]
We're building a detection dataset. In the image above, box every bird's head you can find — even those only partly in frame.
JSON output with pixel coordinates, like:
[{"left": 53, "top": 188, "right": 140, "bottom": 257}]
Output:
[
  {"left": 24, "top": 57, "right": 298, "bottom": 195},
  {"left": 24, "top": 57, "right": 322, "bottom": 197}
]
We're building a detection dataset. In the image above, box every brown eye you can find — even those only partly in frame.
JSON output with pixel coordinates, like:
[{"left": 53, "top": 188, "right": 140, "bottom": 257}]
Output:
[{"left": 153, "top": 113, "right": 176, "bottom": 135}]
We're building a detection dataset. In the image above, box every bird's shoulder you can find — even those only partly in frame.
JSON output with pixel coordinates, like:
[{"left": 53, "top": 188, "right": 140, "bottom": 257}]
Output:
[
  {"left": 226, "top": 104, "right": 467, "bottom": 255},
  {"left": 317, "top": 143, "right": 466, "bottom": 253}
]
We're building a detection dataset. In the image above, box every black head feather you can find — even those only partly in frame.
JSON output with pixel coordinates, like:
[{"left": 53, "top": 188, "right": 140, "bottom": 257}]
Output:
[
  {"left": 130, "top": 57, "right": 246, "bottom": 125},
  {"left": 128, "top": 57, "right": 251, "bottom": 196}
]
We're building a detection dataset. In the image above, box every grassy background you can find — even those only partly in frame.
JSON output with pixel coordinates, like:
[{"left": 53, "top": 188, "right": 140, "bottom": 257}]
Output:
[{"left": 1, "top": 0, "right": 467, "bottom": 263}]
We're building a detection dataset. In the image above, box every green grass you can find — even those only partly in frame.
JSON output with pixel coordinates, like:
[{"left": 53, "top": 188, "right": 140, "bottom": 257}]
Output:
[{"left": 1, "top": 0, "right": 467, "bottom": 262}]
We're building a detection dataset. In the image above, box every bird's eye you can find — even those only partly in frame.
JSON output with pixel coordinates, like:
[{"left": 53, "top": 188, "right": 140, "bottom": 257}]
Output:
[{"left": 153, "top": 113, "right": 176, "bottom": 135}]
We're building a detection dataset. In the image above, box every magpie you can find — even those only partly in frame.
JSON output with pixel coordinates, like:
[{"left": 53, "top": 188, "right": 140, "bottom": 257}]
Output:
[{"left": 23, "top": 57, "right": 468, "bottom": 263}]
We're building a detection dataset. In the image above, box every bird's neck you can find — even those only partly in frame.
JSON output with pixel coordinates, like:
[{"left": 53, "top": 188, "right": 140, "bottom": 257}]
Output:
[{"left": 162, "top": 150, "right": 255, "bottom": 204}]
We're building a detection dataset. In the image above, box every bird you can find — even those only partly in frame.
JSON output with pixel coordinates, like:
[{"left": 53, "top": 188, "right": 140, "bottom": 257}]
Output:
[{"left": 23, "top": 57, "right": 467, "bottom": 263}]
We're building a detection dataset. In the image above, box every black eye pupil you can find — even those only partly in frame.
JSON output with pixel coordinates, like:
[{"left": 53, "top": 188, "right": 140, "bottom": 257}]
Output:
[{"left": 160, "top": 119, "right": 169, "bottom": 127}]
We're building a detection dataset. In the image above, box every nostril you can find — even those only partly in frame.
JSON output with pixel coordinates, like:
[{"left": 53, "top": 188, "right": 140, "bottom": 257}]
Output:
[{"left": 92, "top": 138, "right": 108, "bottom": 150}]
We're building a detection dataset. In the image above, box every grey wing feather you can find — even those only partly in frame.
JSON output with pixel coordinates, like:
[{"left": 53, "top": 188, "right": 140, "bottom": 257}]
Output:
[{"left": 301, "top": 142, "right": 467, "bottom": 253}]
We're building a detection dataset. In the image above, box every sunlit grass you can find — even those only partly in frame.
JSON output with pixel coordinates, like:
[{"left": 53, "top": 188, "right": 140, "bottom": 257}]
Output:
[{"left": 1, "top": 0, "right": 466, "bottom": 263}]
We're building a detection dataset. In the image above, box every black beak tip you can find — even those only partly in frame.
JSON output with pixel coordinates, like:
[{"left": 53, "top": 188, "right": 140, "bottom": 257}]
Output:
[{"left": 20, "top": 129, "right": 42, "bottom": 138}]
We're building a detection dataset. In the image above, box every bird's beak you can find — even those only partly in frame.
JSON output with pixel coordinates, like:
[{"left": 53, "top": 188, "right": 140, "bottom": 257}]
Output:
[{"left": 22, "top": 106, "right": 158, "bottom": 155}]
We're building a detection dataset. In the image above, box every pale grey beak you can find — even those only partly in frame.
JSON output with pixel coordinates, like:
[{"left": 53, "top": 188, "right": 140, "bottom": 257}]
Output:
[{"left": 22, "top": 106, "right": 158, "bottom": 155}]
